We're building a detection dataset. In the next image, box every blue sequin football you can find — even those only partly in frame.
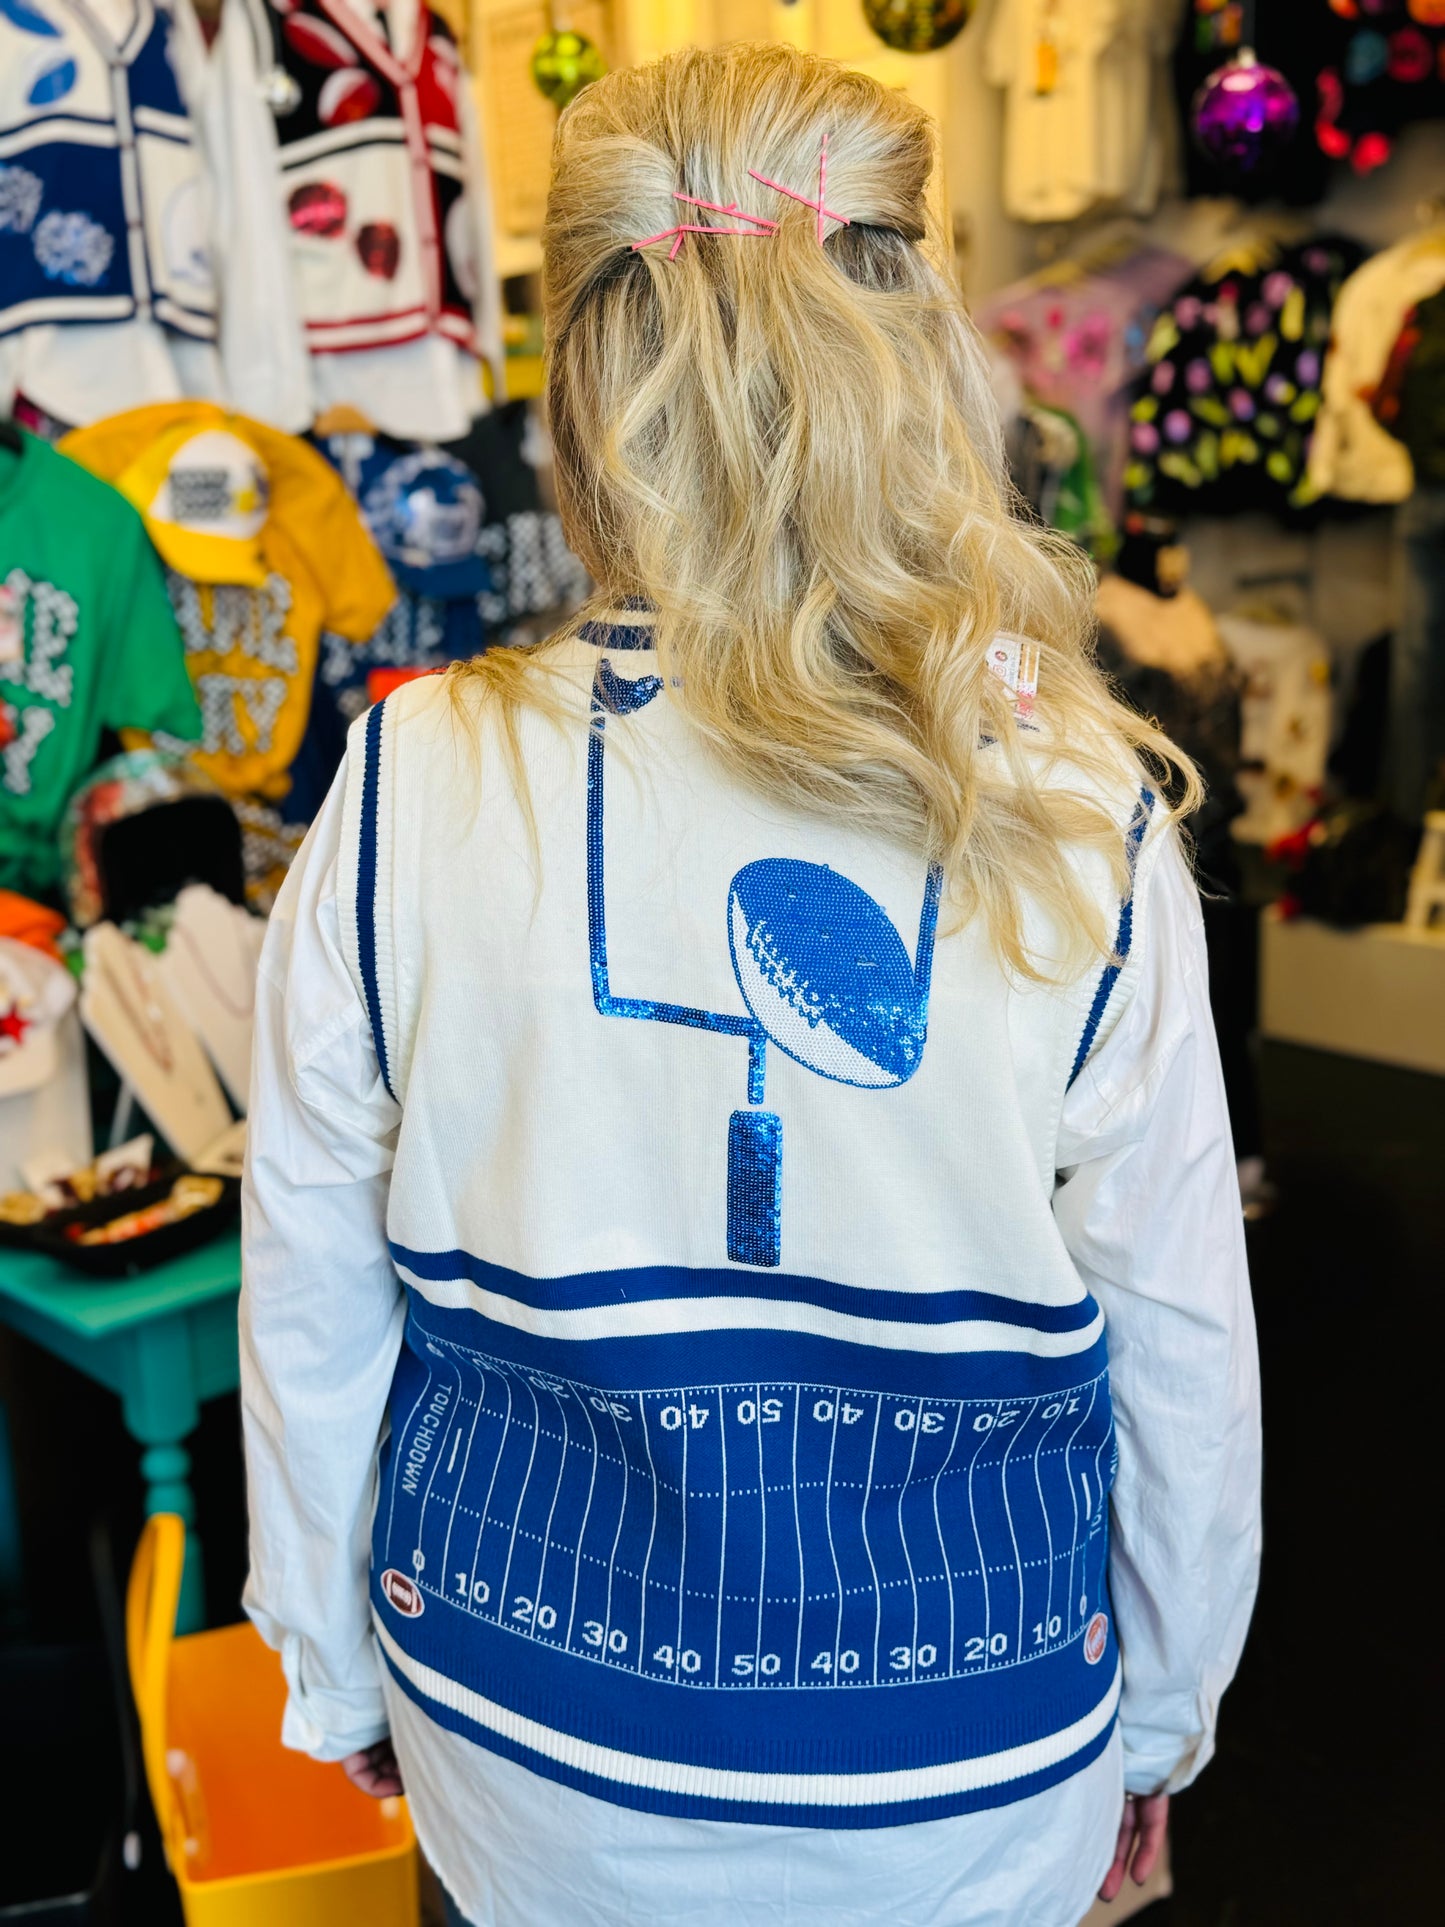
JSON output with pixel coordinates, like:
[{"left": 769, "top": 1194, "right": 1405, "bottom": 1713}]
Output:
[{"left": 728, "top": 858, "right": 929, "bottom": 1088}]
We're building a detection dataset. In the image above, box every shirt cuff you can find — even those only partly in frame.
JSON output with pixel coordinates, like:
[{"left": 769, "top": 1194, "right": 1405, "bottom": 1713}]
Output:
[
  {"left": 274, "top": 1632, "right": 392, "bottom": 1762},
  {"left": 1122, "top": 1724, "right": 1216, "bottom": 1797},
  {"left": 280, "top": 1690, "right": 391, "bottom": 1764}
]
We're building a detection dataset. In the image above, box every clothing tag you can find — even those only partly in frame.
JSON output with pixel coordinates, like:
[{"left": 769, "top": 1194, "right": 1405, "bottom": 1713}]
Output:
[
  {"left": 987, "top": 634, "right": 1040, "bottom": 719},
  {"left": 1034, "top": 32, "right": 1059, "bottom": 96}
]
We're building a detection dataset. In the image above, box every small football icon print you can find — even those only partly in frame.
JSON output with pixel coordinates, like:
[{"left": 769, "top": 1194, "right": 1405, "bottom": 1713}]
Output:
[
  {"left": 380, "top": 1568, "right": 425, "bottom": 1617},
  {"left": 287, "top": 181, "right": 348, "bottom": 238},
  {"left": 1083, "top": 1612, "right": 1108, "bottom": 1665},
  {"left": 318, "top": 67, "right": 381, "bottom": 127},
  {"left": 357, "top": 220, "right": 400, "bottom": 279}
]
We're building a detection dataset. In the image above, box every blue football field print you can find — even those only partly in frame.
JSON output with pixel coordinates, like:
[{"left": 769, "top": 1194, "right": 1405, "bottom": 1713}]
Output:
[{"left": 587, "top": 654, "right": 943, "bottom": 1268}]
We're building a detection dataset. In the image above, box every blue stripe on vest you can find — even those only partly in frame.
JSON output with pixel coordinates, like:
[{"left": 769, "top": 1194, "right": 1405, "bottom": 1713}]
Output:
[
  {"left": 390, "top": 1243, "right": 1101, "bottom": 1335},
  {"left": 390, "top": 1288, "right": 1109, "bottom": 1401},
  {"left": 1067, "top": 787, "right": 1156, "bottom": 1090},
  {"left": 376, "top": 1635, "right": 1119, "bottom": 1829},
  {"left": 357, "top": 698, "right": 394, "bottom": 1098}
]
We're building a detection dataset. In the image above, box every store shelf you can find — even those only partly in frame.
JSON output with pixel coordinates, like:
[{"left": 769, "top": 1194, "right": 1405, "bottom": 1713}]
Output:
[
  {"left": 1260, "top": 908, "right": 1445, "bottom": 1077},
  {"left": 0, "top": 1231, "right": 240, "bottom": 1340}
]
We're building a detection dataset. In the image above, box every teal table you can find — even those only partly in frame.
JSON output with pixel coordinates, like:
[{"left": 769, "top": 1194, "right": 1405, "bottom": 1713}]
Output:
[{"left": 0, "top": 1233, "right": 240, "bottom": 1631}]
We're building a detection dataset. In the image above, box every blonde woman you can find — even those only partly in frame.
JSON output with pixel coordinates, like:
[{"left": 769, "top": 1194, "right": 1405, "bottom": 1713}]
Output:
[{"left": 241, "top": 44, "right": 1260, "bottom": 1927}]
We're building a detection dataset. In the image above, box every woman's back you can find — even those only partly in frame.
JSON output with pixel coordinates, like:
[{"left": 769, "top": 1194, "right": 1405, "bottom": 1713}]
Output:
[
  {"left": 240, "top": 40, "right": 1259, "bottom": 1927},
  {"left": 342, "top": 609, "right": 1147, "bottom": 1824}
]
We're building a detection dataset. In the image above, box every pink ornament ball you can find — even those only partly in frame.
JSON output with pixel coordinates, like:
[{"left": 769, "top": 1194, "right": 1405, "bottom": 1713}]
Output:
[{"left": 1191, "top": 51, "right": 1300, "bottom": 176}]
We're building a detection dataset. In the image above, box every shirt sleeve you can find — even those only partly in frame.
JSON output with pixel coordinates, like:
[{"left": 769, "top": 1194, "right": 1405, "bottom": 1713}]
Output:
[
  {"left": 240, "top": 755, "right": 404, "bottom": 1760},
  {"left": 100, "top": 523, "right": 202, "bottom": 740},
  {"left": 1053, "top": 825, "right": 1262, "bottom": 1796}
]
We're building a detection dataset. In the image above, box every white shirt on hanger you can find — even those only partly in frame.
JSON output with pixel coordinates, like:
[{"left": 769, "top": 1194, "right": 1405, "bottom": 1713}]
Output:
[{"left": 1307, "top": 230, "right": 1445, "bottom": 505}]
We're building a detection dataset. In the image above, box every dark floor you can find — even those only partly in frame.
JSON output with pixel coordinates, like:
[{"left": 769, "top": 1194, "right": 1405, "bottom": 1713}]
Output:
[
  {"left": 2, "top": 1040, "right": 1441, "bottom": 1922},
  {"left": 1149, "top": 1043, "right": 1444, "bottom": 1927}
]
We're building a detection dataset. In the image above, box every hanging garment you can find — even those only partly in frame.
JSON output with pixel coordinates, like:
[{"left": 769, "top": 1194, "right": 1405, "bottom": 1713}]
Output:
[
  {"left": 1387, "top": 485, "right": 1445, "bottom": 822},
  {"left": 1125, "top": 235, "right": 1364, "bottom": 519},
  {"left": 976, "top": 245, "right": 1193, "bottom": 512},
  {"left": 1213, "top": 612, "right": 1333, "bottom": 845},
  {"left": 0, "top": 429, "right": 199, "bottom": 897},
  {"left": 1094, "top": 590, "right": 1255, "bottom": 1160},
  {"left": 239, "top": 0, "right": 476, "bottom": 355},
  {"left": 444, "top": 404, "right": 591, "bottom": 634},
  {"left": 985, "top": 0, "right": 1119, "bottom": 224},
  {"left": 1309, "top": 230, "right": 1445, "bottom": 505},
  {"left": 0, "top": 0, "right": 220, "bottom": 419},
  {"left": 984, "top": 0, "right": 1179, "bottom": 225},
  {"left": 1005, "top": 400, "right": 1117, "bottom": 560},
  {"left": 208, "top": 0, "right": 503, "bottom": 439},
  {"left": 284, "top": 437, "right": 493, "bottom": 820},
  {"left": 1373, "top": 284, "right": 1445, "bottom": 489},
  {"left": 1095, "top": 576, "right": 1243, "bottom": 874},
  {"left": 61, "top": 400, "right": 395, "bottom": 798}
]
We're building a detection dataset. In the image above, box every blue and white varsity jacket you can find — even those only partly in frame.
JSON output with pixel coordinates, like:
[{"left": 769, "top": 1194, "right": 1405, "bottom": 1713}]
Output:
[
  {"left": 0, "top": 0, "right": 214, "bottom": 341},
  {"left": 296, "top": 611, "right": 1178, "bottom": 1829}
]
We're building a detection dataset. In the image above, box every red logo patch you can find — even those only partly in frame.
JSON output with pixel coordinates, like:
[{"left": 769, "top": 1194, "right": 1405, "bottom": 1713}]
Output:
[
  {"left": 380, "top": 1568, "right": 425, "bottom": 1617},
  {"left": 1083, "top": 1611, "right": 1108, "bottom": 1665}
]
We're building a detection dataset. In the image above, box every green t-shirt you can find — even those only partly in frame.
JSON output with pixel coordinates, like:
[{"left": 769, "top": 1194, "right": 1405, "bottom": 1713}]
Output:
[{"left": 0, "top": 432, "right": 201, "bottom": 897}]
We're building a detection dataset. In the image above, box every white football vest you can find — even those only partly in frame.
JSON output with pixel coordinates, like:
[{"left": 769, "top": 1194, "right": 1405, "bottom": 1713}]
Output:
[{"left": 337, "top": 609, "right": 1152, "bottom": 1828}]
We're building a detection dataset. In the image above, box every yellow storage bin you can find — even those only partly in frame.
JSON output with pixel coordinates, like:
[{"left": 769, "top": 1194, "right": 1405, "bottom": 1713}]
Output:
[{"left": 127, "top": 1514, "right": 418, "bottom": 1927}]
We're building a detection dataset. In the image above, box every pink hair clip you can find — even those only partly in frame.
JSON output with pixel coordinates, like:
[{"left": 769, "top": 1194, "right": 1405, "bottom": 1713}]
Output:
[
  {"left": 632, "top": 195, "right": 777, "bottom": 260},
  {"left": 749, "top": 134, "right": 849, "bottom": 246},
  {"left": 631, "top": 137, "right": 849, "bottom": 258}
]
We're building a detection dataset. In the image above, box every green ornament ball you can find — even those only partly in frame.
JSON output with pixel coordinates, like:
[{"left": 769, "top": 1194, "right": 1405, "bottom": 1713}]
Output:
[
  {"left": 861, "top": 0, "right": 975, "bottom": 55},
  {"left": 530, "top": 29, "right": 607, "bottom": 110}
]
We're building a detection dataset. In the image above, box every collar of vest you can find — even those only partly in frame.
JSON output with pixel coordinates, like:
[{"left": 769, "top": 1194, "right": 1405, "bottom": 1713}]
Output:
[
  {"left": 579, "top": 600, "right": 655, "bottom": 650},
  {"left": 60, "top": 0, "right": 158, "bottom": 63}
]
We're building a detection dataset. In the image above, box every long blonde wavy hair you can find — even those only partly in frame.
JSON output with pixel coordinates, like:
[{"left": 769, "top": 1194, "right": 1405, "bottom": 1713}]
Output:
[{"left": 453, "top": 41, "right": 1199, "bottom": 978}]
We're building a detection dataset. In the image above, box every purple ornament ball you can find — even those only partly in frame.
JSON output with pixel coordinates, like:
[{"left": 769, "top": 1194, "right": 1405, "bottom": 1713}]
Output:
[{"left": 1191, "top": 51, "right": 1300, "bottom": 176}]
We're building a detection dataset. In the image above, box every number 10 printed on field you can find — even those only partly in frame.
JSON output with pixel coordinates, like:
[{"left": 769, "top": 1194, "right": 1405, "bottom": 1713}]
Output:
[{"left": 382, "top": 1336, "right": 1112, "bottom": 1692}]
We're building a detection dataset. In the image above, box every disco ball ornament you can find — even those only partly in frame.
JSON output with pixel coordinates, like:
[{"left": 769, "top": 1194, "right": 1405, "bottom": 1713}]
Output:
[
  {"left": 862, "top": 0, "right": 974, "bottom": 54},
  {"left": 1191, "top": 49, "right": 1300, "bottom": 176},
  {"left": 530, "top": 29, "right": 606, "bottom": 110}
]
